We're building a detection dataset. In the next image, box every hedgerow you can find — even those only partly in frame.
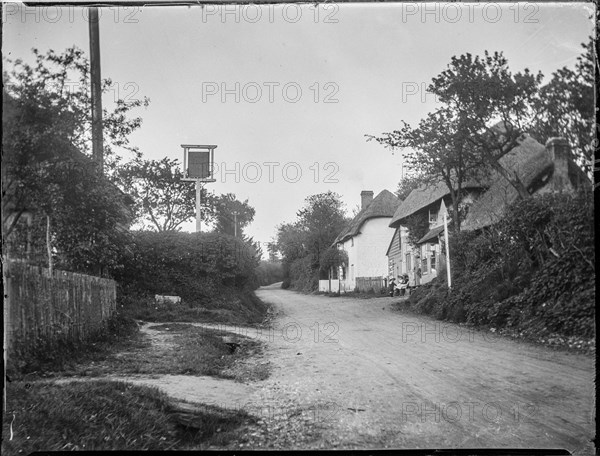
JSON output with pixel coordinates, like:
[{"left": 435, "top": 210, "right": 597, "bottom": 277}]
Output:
[
  {"left": 113, "top": 231, "right": 260, "bottom": 304},
  {"left": 406, "top": 191, "right": 594, "bottom": 349}
]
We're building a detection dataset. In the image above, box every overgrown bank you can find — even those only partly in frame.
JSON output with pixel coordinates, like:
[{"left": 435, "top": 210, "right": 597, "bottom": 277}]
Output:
[
  {"left": 114, "top": 230, "right": 270, "bottom": 325},
  {"left": 401, "top": 193, "right": 594, "bottom": 352},
  {"left": 2, "top": 380, "right": 253, "bottom": 454}
]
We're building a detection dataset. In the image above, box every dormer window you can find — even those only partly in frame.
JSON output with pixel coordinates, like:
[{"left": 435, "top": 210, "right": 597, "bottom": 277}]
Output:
[{"left": 429, "top": 208, "right": 438, "bottom": 224}]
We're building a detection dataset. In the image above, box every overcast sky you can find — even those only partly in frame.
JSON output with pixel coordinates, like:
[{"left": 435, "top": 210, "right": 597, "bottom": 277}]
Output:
[{"left": 3, "top": 2, "right": 594, "bottom": 252}]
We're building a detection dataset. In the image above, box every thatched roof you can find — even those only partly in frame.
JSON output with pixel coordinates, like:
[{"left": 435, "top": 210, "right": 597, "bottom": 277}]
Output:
[
  {"left": 417, "top": 225, "right": 446, "bottom": 244},
  {"left": 461, "top": 134, "right": 553, "bottom": 231},
  {"left": 389, "top": 176, "right": 486, "bottom": 229},
  {"left": 334, "top": 189, "right": 401, "bottom": 244}
]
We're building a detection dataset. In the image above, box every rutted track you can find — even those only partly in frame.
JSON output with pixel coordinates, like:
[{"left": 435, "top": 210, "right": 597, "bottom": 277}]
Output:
[{"left": 250, "top": 284, "right": 594, "bottom": 452}]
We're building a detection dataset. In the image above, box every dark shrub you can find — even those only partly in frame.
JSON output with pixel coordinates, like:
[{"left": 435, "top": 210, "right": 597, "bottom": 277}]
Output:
[{"left": 399, "top": 192, "right": 594, "bottom": 347}]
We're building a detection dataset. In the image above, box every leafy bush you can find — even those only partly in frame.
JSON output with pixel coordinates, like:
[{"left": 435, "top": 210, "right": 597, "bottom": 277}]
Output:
[
  {"left": 256, "top": 260, "right": 284, "bottom": 286},
  {"left": 113, "top": 230, "right": 260, "bottom": 303},
  {"left": 289, "top": 255, "right": 318, "bottom": 292},
  {"left": 405, "top": 192, "right": 594, "bottom": 349}
]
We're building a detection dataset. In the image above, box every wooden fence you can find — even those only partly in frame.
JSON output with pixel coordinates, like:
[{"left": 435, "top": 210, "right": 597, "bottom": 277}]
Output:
[
  {"left": 3, "top": 259, "right": 117, "bottom": 357},
  {"left": 355, "top": 276, "right": 386, "bottom": 294}
]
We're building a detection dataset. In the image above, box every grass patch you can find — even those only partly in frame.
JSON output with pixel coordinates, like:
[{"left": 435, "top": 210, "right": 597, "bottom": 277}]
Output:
[
  {"left": 1, "top": 380, "right": 252, "bottom": 454},
  {"left": 69, "top": 325, "right": 270, "bottom": 381},
  {"left": 120, "top": 290, "right": 270, "bottom": 326}
]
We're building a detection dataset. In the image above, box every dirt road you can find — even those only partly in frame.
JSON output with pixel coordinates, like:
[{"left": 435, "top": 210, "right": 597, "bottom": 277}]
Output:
[{"left": 245, "top": 284, "right": 595, "bottom": 452}]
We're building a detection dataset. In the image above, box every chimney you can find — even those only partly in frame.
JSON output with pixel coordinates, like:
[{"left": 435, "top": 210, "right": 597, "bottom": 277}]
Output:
[
  {"left": 361, "top": 191, "right": 374, "bottom": 210},
  {"left": 545, "top": 137, "right": 573, "bottom": 193}
]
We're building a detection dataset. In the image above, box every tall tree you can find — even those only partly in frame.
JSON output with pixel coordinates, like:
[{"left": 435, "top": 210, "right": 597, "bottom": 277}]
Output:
[
  {"left": 532, "top": 39, "right": 595, "bottom": 178},
  {"left": 210, "top": 193, "right": 256, "bottom": 238},
  {"left": 117, "top": 157, "right": 208, "bottom": 232},
  {"left": 275, "top": 221, "right": 307, "bottom": 265},
  {"left": 3, "top": 47, "right": 147, "bottom": 273},
  {"left": 367, "top": 108, "right": 484, "bottom": 231},
  {"left": 275, "top": 191, "right": 348, "bottom": 289},
  {"left": 296, "top": 191, "right": 348, "bottom": 266},
  {"left": 428, "top": 51, "right": 544, "bottom": 199},
  {"left": 3, "top": 47, "right": 149, "bottom": 179}
]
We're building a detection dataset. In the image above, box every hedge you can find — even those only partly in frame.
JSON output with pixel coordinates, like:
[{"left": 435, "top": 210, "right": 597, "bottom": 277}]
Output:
[{"left": 405, "top": 191, "right": 594, "bottom": 347}]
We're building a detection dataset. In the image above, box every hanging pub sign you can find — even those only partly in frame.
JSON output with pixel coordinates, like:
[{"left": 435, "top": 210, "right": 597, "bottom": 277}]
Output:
[
  {"left": 188, "top": 151, "right": 210, "bottom": 179},
  {"left": 181, "top": 144, "right": 217, "bottom": 182}
]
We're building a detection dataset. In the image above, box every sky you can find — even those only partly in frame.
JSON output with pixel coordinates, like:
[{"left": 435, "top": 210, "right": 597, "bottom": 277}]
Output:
[{"left": 2, "top": 2, "right": 595, "bottom": 254}]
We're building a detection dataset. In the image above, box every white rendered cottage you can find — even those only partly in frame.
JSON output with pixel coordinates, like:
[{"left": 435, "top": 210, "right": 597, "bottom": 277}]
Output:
[{"left": 323, "top": 190, "right": 401, "bottom": 293}]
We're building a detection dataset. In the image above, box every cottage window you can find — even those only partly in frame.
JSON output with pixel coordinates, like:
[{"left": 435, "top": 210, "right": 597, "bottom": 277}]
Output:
[
  {"left": 429, "top": 208, "right": 438, "bottom": 224},
  {"left": 405, "top": 253, "right": 411, "bottom": 271},
  {"left": 421, "top": 256, "right": 428, "bottom": 274},
  {"left": 430, "top": 248, "right": 437, "bottom": 272}
]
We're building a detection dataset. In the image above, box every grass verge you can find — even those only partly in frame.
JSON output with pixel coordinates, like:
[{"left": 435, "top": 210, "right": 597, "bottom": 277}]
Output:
[
  {"left": 1, "top": 380, "right": 252, "bottom": 454},
  {"left": 119, "top": 290, "right": 270, "bottom": 326},
  {"left": 61, "top": 324, "right": 270, "bottom": 382}
]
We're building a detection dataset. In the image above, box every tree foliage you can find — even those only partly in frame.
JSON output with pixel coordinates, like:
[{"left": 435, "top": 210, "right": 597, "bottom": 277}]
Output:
[
  {"left": 117, "top": 157, "right": 203, "bottom": 232},
  {"left": 319, "top": 247, "right": 348, "bottom": 276},
  {"left": 2, "top": 47, "right": 149, "bottom": 273},
  {"left": 427, "top": 51, "right": 543, "bottom": 199},
  {"left": 3, "top": 47, "right": 149, "bottom": 178},
  {"left": 395, "top": 173, "right": 429, "bottom": 200},
  {"left": 531, "top": 40, "right": 595, "bottom": 176},
  {"left": 275, "top": 191, "right": 348, "bottom": 290},
  {"left": 209, "top": 193, "right": 256, "bottom": 238},
  {"left": 115, "top": 231, "right": 261, "bottom": 300},
  {"left": 255, "top": 260, "right": 284, "bottom": 286},
  {"left": 407, "top": 192, "right": 594, "bottom": 344},
  {"left": 367, "top": 107, "right": 484, "bottom": 231},
  {"left": 370, "top": 41, "right": 595, "bottom": 224},
  {"left": 404, "top": 212, "right": 430, "bottom": 248}
]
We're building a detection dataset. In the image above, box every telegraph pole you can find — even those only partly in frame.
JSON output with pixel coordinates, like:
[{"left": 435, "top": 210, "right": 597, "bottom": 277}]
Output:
[{"left": 89, "top": 7, "right": 104, "bottom": 173}]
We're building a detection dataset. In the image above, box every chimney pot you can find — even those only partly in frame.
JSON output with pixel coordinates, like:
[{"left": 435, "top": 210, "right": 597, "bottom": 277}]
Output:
[
  {"left": 361, "top": 191, "right": 374, "bottom": 210},
  {"left": 545, "top": 137, "right": 572, "bottom": 193}
]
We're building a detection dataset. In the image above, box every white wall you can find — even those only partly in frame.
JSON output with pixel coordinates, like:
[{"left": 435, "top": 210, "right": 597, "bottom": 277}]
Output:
[
  {"left": 356, "top": 217, "right": 394, "bottom": 278},
  {"left": 339, "top": 236, "right": 357, "bottom": 291},
  {"left": 338, "top": 217, "right": 394, "bottom": 292},
  {"left": 319, "top": 279, "right": 340, "bottom": 292}
]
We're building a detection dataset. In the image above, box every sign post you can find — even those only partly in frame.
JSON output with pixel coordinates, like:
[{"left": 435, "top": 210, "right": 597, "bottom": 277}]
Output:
[
  {"left": 443, "top": 213, "right": 452, "bottom": 289},
  {"left": 181, "top": 144, "right": 217, "bottom": 233}
]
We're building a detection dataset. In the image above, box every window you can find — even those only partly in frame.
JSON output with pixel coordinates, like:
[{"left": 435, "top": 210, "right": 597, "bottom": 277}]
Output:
[
  {"left": 430, "top": 248, "right": 437, "bottom": 272},
  {"left": 405, "top": 253, "right": 411, "bottom": 271},
  {"left": 429, "top": 208, "right": 438, "bottom": 224},
  {"left": 421, "top": 256, "right": 428, "bottom": 274}
]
